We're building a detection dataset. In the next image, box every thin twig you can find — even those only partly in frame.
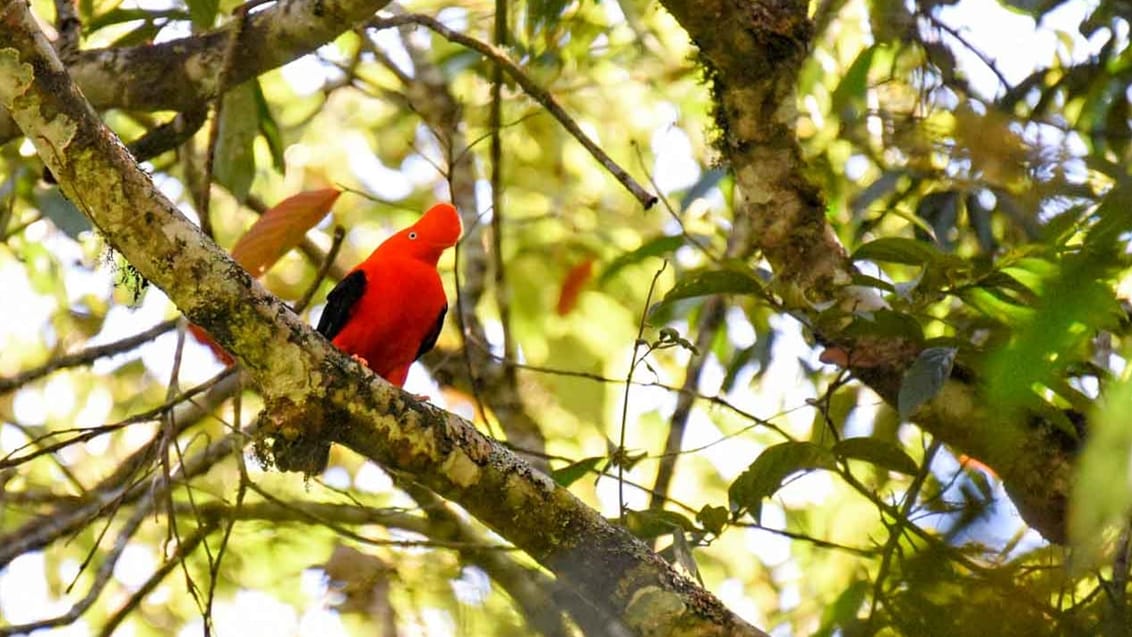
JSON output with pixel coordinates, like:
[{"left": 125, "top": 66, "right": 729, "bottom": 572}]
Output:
[
  {"left": 0, "top": 366, "right": 230, "bottom": 471},
  {"left": 619, "top": 261, "right": 667, "bottom": 522},
  {"left": 1, "top": 420, "right": 85, "bottom": 492},
  {"left": 632, "top": 142, "right": 721, "bottom": 262},
  {"left": 458, "top": 348, "right": 792, "bottom": 438},
  {"left": 158, "top": 328, "right": 210, "bottom": 623},
  {"left": 0, "top": 319, "right": 178, "bottom": 394},
  {"left": 204, "top": 386, "right": 246, "bottom": 633},
  {"left": 731, "top": 521, "right": 878, "bottom": 556},
  {"left": 293, "top": 225, "right": 345, "bottom": 313},
  {"left": 97, "top": 524, "right": 213, "bottom": 637},
  {"left": 51, "top": 0, "right": 80, "bottom": 63},
  {"left": 648, "top": 298, "right": 725, "bottom": 510},
  {"left": 245, "top": 483, "right": 509, "bottom": 551},
  {"left": 922, "top": 12, "right": 1010, "bottom": 96},
  {"left": 0, "top": 388, "right": 245, "bottom": 570},
  {"left": 369, "top": 13, "right": 658, "bottom": 209},
  {"left": 489, "top": 0, "right": 517, "bottom": 380},
  {"left": 865, "top": 439, "right": 943, "bottom": 630},
  {"left": 0, "top": 500, "right": 152, "bottom": 636}
]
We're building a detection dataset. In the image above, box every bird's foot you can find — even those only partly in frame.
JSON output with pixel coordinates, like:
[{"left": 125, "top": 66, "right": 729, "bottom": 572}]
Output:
[{"left": 410, "top": 393, "right": 431, "bottom": 402}]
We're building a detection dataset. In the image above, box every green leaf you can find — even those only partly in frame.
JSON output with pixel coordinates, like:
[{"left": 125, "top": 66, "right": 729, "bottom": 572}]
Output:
[
  {"left": 525, "top": 0, "right": 570, "bottom": 40},
  {"left": 814, "top": 579, "right": 870, "bottom": 637},
  {"left": 650, "top": 268, "right": 764, "bottom": 318},
  {"left": 669, "top": 530, "right": 703, "bottom": 584},
  {"left": 1070, "top": 372, "right": 1132, "bottom": 569},
  {"left": 214, "top": 81, "right": 259, "bottom": 202},
  {"left": 1042, "top": 203, "right": 1092, "bottom": 246},
  {"left": 550, "top": 456, "right": 603, "bottom": 487},
  {"left": 810, "top": 386, "right": 860, "bottom": 441},
  {"left": 728, "top": 441, "right": 835, "bottom": 523},
  {"left": 834, "top": 437, "right": 918, "bottom": 475},
  {"left": 254, "top": 80, "right": 286, "bottom": 173},
  {"left": 831, "top": 45, "right": 877, "bottom": 120},
  {"left": 983, "top": 250, "right": 1124, "bottom": 413},
  {"left": 600, "top": 234, "right": 684, "bottom": 285},
  {"left": 957, "top": 287, "right": 1035, "bottom": 324},
  {"left": 999, "top": 0, "right": 1051, "bottom": 15},
  {"left": 850, "top": 272, "right": 895, "bottom": 293},
  {"left": 624, "top": 509, "right": 696, "bottom": 539},
  {"left": 679, "top": 168, "right": 726, "bottom": 211},
  {"left": 721, "top": 334, "right": 774, "bottom": 390},
  {"left": 975, "top": 270, "right": 1038, "bottom": 305},
  {"left": 852, "top": 170, "right": 902, "bottom": 214},
  {"left": 36, "top": 188, "right": 91, "bottom": 240},
  {"left": 916, "top": 191, "right": 960, "bottom": 250},
  {"left": 186, "top": 0, "right": 218, "bottom": 29},
  {"left": 696, "top": 505, "right": 729, "bottom": 536},
  {"left": 851, "top": 237, "right": 943, "bottom": 266},
  {"left": 110, "top": 21, "right": 163, "bottom": 47},
  {"left": 842, "top": 309, "right": 923, "bottom": 343},
  {"left": 897, "top": 347, "right": 957, "bottom": 420},
  {"left": 85, "top": 8, "right": 189, "bottom": 32},
  {"left": 1085, "top": 179, "right": 1132, "bottom": 249}
]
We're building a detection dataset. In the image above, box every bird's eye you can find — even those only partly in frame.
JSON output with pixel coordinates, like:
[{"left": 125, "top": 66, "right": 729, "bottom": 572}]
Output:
[{"left": 408, "top": 231, "right": 418, "bottom": 240}]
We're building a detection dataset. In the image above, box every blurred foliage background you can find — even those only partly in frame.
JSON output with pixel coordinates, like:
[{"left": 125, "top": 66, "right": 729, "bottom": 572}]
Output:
[{"left": 2, "top": 0, "right": 1132, "bottom": 635}]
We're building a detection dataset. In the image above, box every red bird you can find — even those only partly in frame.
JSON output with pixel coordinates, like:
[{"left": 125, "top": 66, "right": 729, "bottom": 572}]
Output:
[
  {"left": 316, "top": 203, "right": 462, "bottom": 386},
  {"left": 274, "top": 203, "right": 461, "bottom": 474}
]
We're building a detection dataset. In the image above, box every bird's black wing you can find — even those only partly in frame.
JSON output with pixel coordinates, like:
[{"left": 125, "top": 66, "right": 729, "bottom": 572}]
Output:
[
  {"left": 415, "top": 303, "right": 447, "bottom": 360},
  {"left": 316, "top": 270, "right": 367, "bottom": 340}
]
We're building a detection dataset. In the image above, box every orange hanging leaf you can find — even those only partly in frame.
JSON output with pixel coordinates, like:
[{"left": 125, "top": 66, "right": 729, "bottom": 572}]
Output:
[
  {"left": 556, "top": 258, "right": 595, "bottom": 316},
  {"left": 958, "top": 453, "right": 999, "bottom": 479},
  {"left": 230, "top": 188, "right": 342, "bottom": 276},
  {"left": 188, "top": 323, "right": 234, "bottom": 365},
  {"left": 191, "top": 188, "right": 342, "bottom": 363}
]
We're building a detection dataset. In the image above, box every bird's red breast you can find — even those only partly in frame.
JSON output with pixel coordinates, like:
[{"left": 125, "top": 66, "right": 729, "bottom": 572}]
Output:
[
  {"left": 329, "top": 259, "right": 446, "bottom": 385},
  {"left": 316, "top": 203, "right": 461, "bottom": 386}
]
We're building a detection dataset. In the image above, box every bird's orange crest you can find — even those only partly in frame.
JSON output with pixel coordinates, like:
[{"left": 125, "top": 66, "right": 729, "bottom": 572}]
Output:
[
  {"left": 415, "top": 203, "right": 463, "bottom": 247},
  {"left": 373, "top": 202, "right": 462, "bottom": 264}
]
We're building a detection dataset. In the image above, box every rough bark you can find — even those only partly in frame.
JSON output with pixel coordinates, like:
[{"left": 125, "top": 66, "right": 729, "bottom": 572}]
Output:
[
  {"left": 658, "top": 0, "right": 1072, "bottom": 542},
  {"left": 0, "top": 4, "right": 766, "bottom": 635},
  {"left": 0, "top": 0, "right": 392, "bottom": 143}
]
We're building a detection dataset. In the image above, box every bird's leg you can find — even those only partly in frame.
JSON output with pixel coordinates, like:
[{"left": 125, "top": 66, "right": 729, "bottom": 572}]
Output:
[{"left": 347, "top": 355, "right": 427, "bottom": 401}]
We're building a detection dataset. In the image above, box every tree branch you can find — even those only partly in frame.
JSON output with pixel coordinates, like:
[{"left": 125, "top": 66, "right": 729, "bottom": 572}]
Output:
[
  {"left": 0, "top": 374, "right": 243, "bottom": 568},
  {"left": 657, "top": 0, "right": 1074, "bottom": 542},
  {"left": 0, "top": 493, "right": 154, "bottom": 636},
  {"left": 370, "top": 13, "right": 658, "bottom": 210},
  {"left": 0, "top": 319, "right": 177, "bottom": 394},
  {"left": 0, "top": 0, "right": 393, "bottom": 142}
]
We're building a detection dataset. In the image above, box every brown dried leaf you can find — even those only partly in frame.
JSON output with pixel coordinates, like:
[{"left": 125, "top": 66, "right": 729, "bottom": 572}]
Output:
[
  {"left": 230, "top": 188, "right": 342, "bottom": 277},
  {"left": 323, "top": 544, "right": 396, "bottom": 620}
]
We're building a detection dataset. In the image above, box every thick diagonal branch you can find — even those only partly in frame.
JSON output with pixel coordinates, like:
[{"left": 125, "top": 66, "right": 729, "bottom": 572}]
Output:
[
  {"left": 658, "top": 0, "right": 1073, "bottom": 541},
  {"left": 0, "top": 5, "right": 764, "bottom": 634}
]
